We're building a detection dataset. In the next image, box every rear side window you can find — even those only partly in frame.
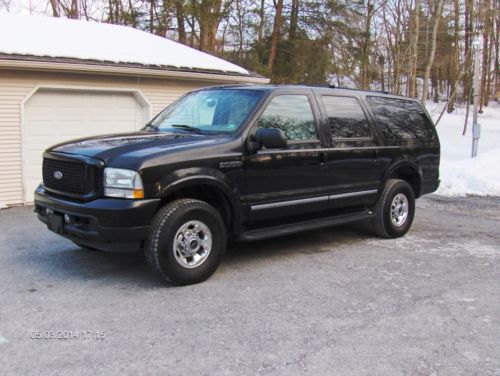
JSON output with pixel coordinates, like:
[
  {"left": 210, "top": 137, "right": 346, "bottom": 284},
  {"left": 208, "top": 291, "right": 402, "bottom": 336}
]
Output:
[
  {"left": 321, "top": 96, "right": 371, "bottom": 139},
  {"left": 366, "top": 96, "right": 435, "bottom": 140}
]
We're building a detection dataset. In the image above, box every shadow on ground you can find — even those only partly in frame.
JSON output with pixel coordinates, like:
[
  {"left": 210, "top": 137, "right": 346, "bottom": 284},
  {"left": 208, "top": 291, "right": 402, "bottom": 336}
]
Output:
[{"left": 10, "top": 218, "right": 374, "bottom": 287}]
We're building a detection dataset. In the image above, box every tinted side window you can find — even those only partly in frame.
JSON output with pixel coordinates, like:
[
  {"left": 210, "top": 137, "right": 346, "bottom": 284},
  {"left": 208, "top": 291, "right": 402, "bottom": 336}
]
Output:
[
  {"left": 366, "top": 96, "right": 435, "bottom": 140},
  {"left": 257, "top": 95, "right": 317, "bottom": 141},
  {"left": 322, "top": 96, "right": 371, "bottom": 139}
]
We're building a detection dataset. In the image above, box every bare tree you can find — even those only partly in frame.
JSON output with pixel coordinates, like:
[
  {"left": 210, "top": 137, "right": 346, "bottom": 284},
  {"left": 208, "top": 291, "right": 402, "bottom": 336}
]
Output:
[
  {"left": 268, "top": 0, "right": 283, "bottom": 72},
  {"left": 447, "top": 0, "right": 459, "bottom": 112},
  {"left": 408, "top": 0, "right": 420, "bottom": 97},
  {"left": 174, "top": 0, "right": 186, "bottom": 44},
  {"left": 479, "top": 0, "right": 492, "bottom": 111},
  {"left": 421, "top": 0, "right": 444, "bottom": 104}
]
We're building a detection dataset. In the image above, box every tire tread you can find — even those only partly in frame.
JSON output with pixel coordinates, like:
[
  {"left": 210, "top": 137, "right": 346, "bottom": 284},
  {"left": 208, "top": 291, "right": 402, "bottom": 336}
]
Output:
[
  {"left": 145, "top": 198, "right": 205, "bottom": 285},
  {"left": 372, "top": 179, "right": 413, "bottom": 238}
]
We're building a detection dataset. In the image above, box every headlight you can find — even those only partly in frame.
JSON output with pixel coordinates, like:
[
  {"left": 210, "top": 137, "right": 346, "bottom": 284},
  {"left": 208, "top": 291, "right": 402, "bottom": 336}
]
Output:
[{"left": 104, "top": 168, "right": 144, "bottom": 199}]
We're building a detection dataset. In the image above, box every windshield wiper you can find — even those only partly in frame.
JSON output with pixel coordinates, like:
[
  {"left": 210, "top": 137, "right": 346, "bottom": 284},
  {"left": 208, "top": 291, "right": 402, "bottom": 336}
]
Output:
[
  {"left": 171, "top": 124, "right": 203, "bottom": 134},
  {"left": 144, "top": 124, "right": 160, "bottom": 132}
]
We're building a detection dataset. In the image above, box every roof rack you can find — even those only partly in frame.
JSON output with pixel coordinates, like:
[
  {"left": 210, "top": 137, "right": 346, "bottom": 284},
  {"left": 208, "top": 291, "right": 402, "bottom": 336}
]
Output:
[{"left": 298, "top": 83, "right": 393, "bottom": 95}]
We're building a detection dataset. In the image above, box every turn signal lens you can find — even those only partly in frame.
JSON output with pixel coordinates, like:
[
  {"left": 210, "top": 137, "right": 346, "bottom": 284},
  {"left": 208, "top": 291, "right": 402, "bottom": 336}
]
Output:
[{"left": 133, "top": 189, "right": 144, "bottom": 199}]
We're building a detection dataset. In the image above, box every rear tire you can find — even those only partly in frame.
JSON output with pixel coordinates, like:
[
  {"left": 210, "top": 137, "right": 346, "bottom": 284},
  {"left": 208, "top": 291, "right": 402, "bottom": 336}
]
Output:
[
  {"left": 145, "top": 199, "right": 226, "bottom": 285},
  {"left": 372, "top": 179, "right": 415, "bottom": 238}
]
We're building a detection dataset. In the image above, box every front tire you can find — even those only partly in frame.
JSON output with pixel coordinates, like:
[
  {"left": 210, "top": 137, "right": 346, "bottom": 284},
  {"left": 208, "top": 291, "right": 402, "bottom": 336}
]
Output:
[
  {"left": 145, "top": 199, "right": 226, "bottom": 285},
  {"left": 72, "top": 241, "right": 99, "bottom": 251},
  {"left": 372, "top": 179, "right": 415, "bottom": 238}
]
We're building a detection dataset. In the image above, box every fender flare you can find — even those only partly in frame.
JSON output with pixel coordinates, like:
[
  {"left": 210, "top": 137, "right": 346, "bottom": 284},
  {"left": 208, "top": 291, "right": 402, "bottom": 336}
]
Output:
[
  {"left": 383, "top": 160, "right": 422, "bottom": 197},
  {"left": 156, "top": 167, "right": 242, "bottom": 230}
]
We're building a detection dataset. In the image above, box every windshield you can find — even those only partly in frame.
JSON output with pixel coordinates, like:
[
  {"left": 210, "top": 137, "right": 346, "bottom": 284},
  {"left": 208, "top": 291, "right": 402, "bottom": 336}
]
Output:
[{"left": 145, "top": 89, "right": 265, "bottom": 134}]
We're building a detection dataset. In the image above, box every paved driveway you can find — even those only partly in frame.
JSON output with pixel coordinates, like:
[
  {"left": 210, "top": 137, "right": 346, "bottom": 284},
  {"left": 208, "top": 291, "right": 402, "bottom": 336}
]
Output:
[{"left": 0, "top": 195, "right": 499, "bottom": 375}]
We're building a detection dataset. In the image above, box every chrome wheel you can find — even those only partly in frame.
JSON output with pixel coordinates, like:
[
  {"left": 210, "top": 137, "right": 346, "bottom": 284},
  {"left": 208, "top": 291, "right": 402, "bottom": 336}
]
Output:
[
  {"left": 390, "top": 193, "right": 409, "bottom": 227},
  {"left": 173, "top": 220, "right": 212, "bottom": 268}
]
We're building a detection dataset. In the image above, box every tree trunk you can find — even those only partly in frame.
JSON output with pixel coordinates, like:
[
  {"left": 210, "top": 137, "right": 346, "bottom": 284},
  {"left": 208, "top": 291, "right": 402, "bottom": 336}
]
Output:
[
  {"left": 288, "top": 0, "right": 299, "bottom": 82},
  {"left": 290, "top": 0, "right": 299, "bottom": 40},
  {"left": 379, "top": 55, "right": 385, "bottom": 92},
  {"left": 268, "top": 0, "right": 284, "bottom": 72},
  {"left": 479, "top": 0, "right": 491, "bottom": 111},
  {"left": 421, "top": 0, "right": 444, "bottom": 105},
  {"left": 463, "top": 0, "right": 473, "bottom": 103},
  {"left": 360, "top": 0, "right": 373, "bottom": 90},
  {"left": 257, "top": 0, "right": 265, "bottom": 64},
  {"left": 495, "top": 11, "right": 500, "bottom": 101},
  {"left": 485, "top": 20, "right": 494, "bottom": 105},
  {"left": 175, "top": 0, "right": 186, "bottom": 44},
  {"left": 409, "top": 0, "right": 421, "bottom": 98},
  {"left": 149, "top": 0, "right": 155, "bottom": 33},
  {"left": 49, "top": 0, "right": 59, "bottom": 17},
  {"left": 199, "top": 0, "right": 222, "bottom": 53},
  {"left": 447, "top": 0, "right": 459, "bottom": 112}
]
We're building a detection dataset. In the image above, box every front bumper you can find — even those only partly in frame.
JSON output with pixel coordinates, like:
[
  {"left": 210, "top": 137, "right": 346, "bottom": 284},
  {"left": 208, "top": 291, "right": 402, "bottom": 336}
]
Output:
[{"left": 34, "top": 185, "right": 161, "bottom": 252}]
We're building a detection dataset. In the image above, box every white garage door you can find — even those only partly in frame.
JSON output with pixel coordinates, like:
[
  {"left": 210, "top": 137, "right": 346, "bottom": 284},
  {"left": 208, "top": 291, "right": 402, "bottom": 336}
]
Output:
[{"left": 23, "top": 88, "right": 149, "bottom": 203}]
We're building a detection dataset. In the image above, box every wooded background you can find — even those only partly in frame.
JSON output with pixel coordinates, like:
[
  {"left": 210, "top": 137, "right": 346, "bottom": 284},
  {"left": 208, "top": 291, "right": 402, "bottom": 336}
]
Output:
[{"left": 1, "top": 0, "right": 498, "bottom": 112}]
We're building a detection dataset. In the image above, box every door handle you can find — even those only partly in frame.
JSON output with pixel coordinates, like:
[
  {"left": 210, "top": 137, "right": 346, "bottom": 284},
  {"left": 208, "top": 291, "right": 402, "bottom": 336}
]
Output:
[{"left": 319, "top": 152, "right": 327, "bottom": 164}]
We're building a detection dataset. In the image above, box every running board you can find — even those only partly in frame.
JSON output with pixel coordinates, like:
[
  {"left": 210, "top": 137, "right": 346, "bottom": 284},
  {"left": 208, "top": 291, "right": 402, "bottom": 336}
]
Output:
[{"left": 238, "top": 210, "right": 373, "bottom": 242}]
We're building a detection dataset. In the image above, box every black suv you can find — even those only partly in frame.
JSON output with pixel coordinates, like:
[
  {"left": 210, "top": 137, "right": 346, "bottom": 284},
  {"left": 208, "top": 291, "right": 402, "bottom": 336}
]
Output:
[{"left": 35, "top": 85, "right": 440, "bottom": 285}]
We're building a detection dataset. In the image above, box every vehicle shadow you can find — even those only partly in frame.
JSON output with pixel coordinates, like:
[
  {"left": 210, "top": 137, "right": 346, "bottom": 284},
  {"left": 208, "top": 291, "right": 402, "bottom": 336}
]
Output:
[
  {"left": 224, "top": 221, "right": 374, "bottom": 266},
  {"left": 13, "top": 220, "right": 374, "bottom": 288},
  {"left": 12, "top": 240, "right": 164, "bottom": 288}
]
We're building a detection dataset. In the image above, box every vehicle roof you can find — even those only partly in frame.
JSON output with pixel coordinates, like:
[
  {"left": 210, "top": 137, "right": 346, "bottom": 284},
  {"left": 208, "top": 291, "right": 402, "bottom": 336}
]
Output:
[{"left": 199, "top": 84, "right": 418, "bottom": 101}]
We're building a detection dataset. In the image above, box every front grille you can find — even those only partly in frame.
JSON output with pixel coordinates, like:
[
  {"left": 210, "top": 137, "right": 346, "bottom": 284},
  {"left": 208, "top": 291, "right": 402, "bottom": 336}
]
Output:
[{"left": 43, "top": 156, "right": 101, "bottom": 197}]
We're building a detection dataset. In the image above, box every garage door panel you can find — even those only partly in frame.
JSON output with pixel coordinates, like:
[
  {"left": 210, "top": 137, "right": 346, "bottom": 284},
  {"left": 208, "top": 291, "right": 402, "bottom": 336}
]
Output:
[{"left": 24, "top": 89, "right": 149, "bottom": 203}]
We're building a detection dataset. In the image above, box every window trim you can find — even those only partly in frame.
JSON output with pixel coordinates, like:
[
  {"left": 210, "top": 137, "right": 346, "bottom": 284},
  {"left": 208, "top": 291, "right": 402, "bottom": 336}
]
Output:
[{"left": 319, "top": 94, "right": 374, "bottom": 142}]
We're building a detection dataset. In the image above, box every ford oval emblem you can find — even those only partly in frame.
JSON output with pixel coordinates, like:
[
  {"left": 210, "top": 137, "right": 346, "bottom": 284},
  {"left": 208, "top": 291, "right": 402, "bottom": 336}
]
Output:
[{"left": 54, "top": 171, "right": 63, "bottom": 180}]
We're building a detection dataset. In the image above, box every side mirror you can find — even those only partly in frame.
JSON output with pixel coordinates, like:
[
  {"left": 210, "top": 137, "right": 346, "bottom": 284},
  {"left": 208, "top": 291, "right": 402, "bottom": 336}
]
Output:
[{"left": 255, "top": 128, "right": 287, "bottom": 149}]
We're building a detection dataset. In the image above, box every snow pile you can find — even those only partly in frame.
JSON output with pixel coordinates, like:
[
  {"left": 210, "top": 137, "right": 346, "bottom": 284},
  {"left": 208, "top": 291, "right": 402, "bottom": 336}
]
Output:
[
  {"left": 0, "top": 13, "right": 249, "bottom": 75},
  {"left": 427, "top": 102, "right": 500, "bottom": 197},
  {"left": 437, "top": 150, "right": 500, "bottom": 196}
]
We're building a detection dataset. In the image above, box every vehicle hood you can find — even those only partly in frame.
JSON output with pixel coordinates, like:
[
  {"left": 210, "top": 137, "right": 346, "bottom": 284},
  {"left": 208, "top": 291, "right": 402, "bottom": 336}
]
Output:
[{"left": 48, "top": 131, "right": 225, "bottom": 166}]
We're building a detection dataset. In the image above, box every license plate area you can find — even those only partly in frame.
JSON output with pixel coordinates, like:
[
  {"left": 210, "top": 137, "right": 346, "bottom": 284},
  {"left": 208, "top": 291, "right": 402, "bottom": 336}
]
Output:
[{"left": 47, "top": 212, "right": 64, "bottom": 234}]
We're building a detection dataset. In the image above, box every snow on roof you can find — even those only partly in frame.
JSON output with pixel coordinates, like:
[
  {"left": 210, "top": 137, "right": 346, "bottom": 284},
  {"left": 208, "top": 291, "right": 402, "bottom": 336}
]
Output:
[{"left": 0, "top": 13, "right": 249, "bottom": 75}]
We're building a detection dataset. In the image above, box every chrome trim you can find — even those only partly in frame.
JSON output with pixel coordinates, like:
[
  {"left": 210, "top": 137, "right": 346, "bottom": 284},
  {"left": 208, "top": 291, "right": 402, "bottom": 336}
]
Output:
[
  {"left": 250, "top": 189, "right": 378, "bottom": 211},
  {"left": 251, "top": 195, "right": 329, "bottom": 211},
  {"left": 255, "top": 146, "right": 401, "bottom": 155},
  {"left": 329, "top": 189, "right": 378, "bottom": 200}
]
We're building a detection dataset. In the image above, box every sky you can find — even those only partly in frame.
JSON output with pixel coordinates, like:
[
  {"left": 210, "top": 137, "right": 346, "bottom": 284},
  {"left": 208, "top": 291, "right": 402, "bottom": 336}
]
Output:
[
  {"left": 1, "top": 0, "right": 49, "bottom": 15},
  {"left": 1, "top": 0, "right": 106, "bottom": 19}
]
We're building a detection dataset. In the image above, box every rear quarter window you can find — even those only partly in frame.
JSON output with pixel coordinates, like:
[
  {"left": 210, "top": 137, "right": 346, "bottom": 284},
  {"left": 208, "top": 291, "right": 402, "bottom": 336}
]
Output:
[{"left": 366, "top": 96, "right": 435, "bottom": 140}]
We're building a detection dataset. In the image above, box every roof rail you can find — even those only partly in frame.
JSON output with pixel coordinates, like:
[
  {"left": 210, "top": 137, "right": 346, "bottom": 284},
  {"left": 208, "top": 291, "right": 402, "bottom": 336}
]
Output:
[
  {"left": 296, "top": 83, "right": 400, "bottom": 96},
  {"left": 299, "top": 83, "right": 336, "bottom": 88}
]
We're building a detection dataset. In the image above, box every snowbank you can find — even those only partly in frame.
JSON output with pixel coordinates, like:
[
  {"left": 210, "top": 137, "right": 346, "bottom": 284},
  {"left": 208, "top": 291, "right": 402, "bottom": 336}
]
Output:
[
  {"left": 437, "top": 150, "right": 500, "bottom": 196},
  {"left": 0, "top": 13, "right": 249, "bottom": 75},
  {"left": 427, "top": 102, "right": 500, "bottom": 197}
]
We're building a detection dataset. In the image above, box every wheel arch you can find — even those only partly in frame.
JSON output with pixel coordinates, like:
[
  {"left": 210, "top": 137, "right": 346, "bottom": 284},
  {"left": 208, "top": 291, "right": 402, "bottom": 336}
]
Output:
[
  {"left": 156, "top": 169, "right": 241, "bottom": 235},
  {"left": 384, "top": 161, "right": 422, "bottom": 198}
]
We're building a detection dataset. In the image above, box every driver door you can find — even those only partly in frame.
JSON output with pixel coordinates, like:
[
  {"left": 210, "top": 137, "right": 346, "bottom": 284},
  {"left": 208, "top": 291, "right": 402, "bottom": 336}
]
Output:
[{"left": 242, "top": 90, "right": 330, "bottom": 223}]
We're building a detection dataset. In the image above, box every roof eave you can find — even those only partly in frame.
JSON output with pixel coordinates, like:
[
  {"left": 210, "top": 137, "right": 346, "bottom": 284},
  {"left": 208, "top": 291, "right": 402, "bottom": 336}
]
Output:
[{"left": 0, "top": 57, "right": 270, "bottom": 84}]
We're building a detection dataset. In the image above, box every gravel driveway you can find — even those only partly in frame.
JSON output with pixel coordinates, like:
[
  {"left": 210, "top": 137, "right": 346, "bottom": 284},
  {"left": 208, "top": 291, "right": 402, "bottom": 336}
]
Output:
[{"left": 0, "top": 195, "right": 499, "bottom": 375}]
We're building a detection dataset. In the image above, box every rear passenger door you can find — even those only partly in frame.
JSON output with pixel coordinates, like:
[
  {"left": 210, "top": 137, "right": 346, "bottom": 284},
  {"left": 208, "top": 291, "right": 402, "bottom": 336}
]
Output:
[{"left": 317, "top": 94, "right": 382, "bottom": 209}]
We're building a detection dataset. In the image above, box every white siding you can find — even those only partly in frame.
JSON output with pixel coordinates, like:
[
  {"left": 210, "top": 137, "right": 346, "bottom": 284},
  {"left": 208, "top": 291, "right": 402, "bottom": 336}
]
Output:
[{"left": 0, "top": 69, "right": 207, "bottom": 205}]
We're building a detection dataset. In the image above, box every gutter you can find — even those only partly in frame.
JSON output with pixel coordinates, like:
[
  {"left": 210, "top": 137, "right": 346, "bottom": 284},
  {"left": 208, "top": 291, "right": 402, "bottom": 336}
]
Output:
[{"left": 0, "top": 58, "right": 270, "bottom": 84}]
